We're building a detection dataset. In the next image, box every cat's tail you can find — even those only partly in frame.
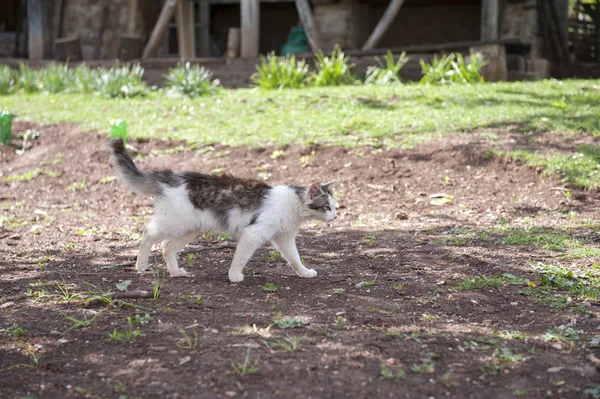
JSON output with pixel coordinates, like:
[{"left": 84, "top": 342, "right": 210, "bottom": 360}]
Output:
[{"left": 108, "top": 138, "right": 163, "bottom": 197}]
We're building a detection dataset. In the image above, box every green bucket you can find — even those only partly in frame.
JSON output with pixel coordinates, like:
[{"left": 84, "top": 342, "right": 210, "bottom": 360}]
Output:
[
  {"left": 0, "top": 111, "right": 12, "bottom": 145},
  {"left": 110, "top": 119, "right": 128, "bottom": 145}
]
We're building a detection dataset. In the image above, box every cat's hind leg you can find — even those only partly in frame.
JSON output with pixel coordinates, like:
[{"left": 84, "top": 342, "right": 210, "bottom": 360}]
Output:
[
  {"left": 136, "top": 229, "right": 160, "bottom": 273},
  {"left": 163, "top": 231, "right": 198, "bottom": 277},
  {"left": 272, "top": 234, "right": 317, "bottom": 278}
]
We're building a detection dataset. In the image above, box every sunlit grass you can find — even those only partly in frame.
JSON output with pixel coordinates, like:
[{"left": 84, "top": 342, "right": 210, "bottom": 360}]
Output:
[{"left": 2, "top": 79, "right": 599, "bottom": 149}]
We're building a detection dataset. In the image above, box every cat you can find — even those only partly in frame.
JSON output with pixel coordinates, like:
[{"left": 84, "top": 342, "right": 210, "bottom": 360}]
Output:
[{"left": 108, "top": 139, "right": 337, "bottom": 283}]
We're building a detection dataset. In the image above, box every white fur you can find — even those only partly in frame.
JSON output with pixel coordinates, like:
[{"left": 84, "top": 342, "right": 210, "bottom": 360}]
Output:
[{"left": 135, "top": 183, "right": 337, "bottom": 282}]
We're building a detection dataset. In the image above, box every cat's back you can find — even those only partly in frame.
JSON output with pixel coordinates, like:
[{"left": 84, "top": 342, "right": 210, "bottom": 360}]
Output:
[{"left": 181, "top": 172, "right": 271, "bottom": 210}]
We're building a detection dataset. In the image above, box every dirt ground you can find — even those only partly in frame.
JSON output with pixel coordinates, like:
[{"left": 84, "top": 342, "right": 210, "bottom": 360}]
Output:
[{"left": 1, "top": 122, "right": 599, "bottom": 399}]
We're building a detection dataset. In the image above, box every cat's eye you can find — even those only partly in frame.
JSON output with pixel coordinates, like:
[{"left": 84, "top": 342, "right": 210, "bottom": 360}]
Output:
[{"left": 324, "top": 205, "right": 331, "bottom": 211}]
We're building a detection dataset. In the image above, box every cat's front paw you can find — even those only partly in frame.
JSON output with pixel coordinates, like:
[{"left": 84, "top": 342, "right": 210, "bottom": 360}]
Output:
[
  {"left": 228, "top": 271, "right": 244, "bottom": 283},
  {"left": 298, "top": 268, "right": 317, "bottom": 278},
  {"left": 169, "top": 268, "right": 189, "bottom": 278}
]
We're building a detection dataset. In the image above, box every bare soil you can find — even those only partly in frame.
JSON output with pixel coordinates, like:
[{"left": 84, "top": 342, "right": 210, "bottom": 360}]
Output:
[{"left": 1, "top": 122, "right": 599, "bottom": 399}]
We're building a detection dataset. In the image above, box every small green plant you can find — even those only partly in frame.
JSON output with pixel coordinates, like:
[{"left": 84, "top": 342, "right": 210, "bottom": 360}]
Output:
[
  {"left": 365, "top": 51, "right": 409, "bottom": 85},
  {"left": 175, "top": 325, "right": 198, "bottom": 350},
  {"left": 585, "top": 385, "right": 600, "bottom": 399},
  {"left": 311, "top": 47, "right": 356, "bottom": 87},
  {"left": 458, "top": 275, "right": 503, "bottom": 291},
  {"left": 333, "top": 288, "right": 346, "bottom": 295},
  {"left": 132, "top": 313, "right": 152, "bottom": 325},
  {"left": 420, "top": 52, "right": 486, "bottom": 85},
  {"left": 153, "top": 267, "right": 165, "bottom": 300},
  {"left": 115, "top": 280, "right": 132, "bottom": 291},
  {"left": 165, "top": 62, "right": 220, "bottom": 97},
  {"left": 55, "top": 283, "right": 82, "bottom": 302},
  {"left": 39, "top": 63, "right": 73, "bottom": 94},
  {"left": 252, "top": 52, "right": 310, "bottom": 89},
  {"left": 380, "top": 363, "right": 405, "bottom": 380},
  {"left": 63, "top": 313, "right": 97, "bottom": 331},
  {"left": 91, "top": 63, "right": 147, "bottom": 98},
  {"left": 543, "top": 325, "right": 584, "bottom": 342},
  {"left": 333, "top": 315, "right": 347, "bottom": 329},
  {"left": 355, "top": 273, "right": 378, "bottom": 288},
  {"left": 392, "top": 282, "right": 403, "bottom": 291},
  {"left": 363, "top": 232, "right": 377, "bottom": 244},
  {"left": 193, "top": 295, "right": 203, "bottom": 305},
  {"left": 18, "top": 64, "right": 40, "bottom": 93},
  {"left": 0, "top": 65, "right": 16, "bottom": 94},
  {"left": 231, "top": 348, "right": 259, "bottom": 376},
  {"left": 265, "top": 250, "right": 282, "bottom": 260},
  {"left": 261, "top": 282, "right": 277, "bottom": 293},
  {"left": 1, "top": 323, "right": 27, "bottom": 337},
  {"left": 0, "top": 343, "right": 42, "bottom": 371},
  {"left": 411, "top": 361, "right": 435, "bottom": 374},
  {"left": 263, "top": 334, "right": 301, "bottom": 352},
  {"left": 66, "top": 182, "right": 87, "bottom": 191},
  {"left": 480, "top": 348, "right": 527, "bottom": 380},
  {"left": 107, "top": 317, "right": 141, "bottom": 344},
  {"left": 272, "top": 314, "right": 308, "bottom": 329},
  {"left": 187, "top": 253, "right": 194, "bottom": 267}
]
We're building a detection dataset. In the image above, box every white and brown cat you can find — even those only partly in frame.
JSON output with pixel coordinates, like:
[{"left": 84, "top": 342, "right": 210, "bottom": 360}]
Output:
[{"left": 109, "top": 139, "right": 337, "bottom": 282}]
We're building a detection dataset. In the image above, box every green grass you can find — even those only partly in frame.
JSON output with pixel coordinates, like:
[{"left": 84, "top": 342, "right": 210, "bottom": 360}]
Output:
[
  {"left": 458, "top": 275, "right": 503, "bottom": 291},
  {"left": 2, "top": 80, "right": 598, "bottom": 148},
  {"left": 500, "top": 145, "right": 600, "bottom": 189}
]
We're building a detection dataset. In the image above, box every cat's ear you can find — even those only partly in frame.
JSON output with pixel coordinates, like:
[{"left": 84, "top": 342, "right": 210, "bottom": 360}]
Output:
[
  {"left": 321, "top": 179, "right": 337, "bottom": 191},
  {"left": 307, "top": 182, "right": 321, "bottom": 200}
]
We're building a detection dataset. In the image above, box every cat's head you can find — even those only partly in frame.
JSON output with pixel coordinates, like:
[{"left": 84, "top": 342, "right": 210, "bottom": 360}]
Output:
[{"left": 304, "top": 180, "right": 337, "bottom": 222}]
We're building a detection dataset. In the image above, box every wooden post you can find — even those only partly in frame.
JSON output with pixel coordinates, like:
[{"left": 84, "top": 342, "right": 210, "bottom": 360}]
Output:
[
  {"left": 93, "top": 5, "right": 110, "bottom": 59},
  {"left": 177, "top": 0, "right": 196, "bottom": 59},
  {"left": 142, "top": 0, "right": 178, "bottom": 59},
  {"left": 128, "top": 0, "right": 139, "bottom": 35},
  {"left": 294, "top": 0, "right": 321, "bottom": 52},
  {"left": 27, "top": 0, "right": 54, "bottom": 59},
  {"left": 362, "top": 0, "right": 406, "bottom": 50},
  {"left": 198, "top": 0, "right": 211, "bottom": 57},
  {"left": 226, "top": 27, "right": 240, "bottom": 58},
  {"left": 240, "top": 0, "right": 259, "bottom": 57},
  {"left": 480, "top": 0, "right": 499, "bottom": 41}
]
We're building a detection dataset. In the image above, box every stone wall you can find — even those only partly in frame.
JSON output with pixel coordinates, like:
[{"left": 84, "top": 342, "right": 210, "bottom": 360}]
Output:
[{"left": 53, "top": 0, "right": 149, "bottom": 59}]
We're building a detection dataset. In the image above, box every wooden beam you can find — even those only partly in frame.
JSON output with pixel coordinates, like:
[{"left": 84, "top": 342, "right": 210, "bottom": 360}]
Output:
[
  {"left": 294, "top": 0, "right": 321, "bottom": 51},
  {"left": 93, "top": 5, "right": 110, "bottom": 59},
  {"left": 226, "top": 27, "right": 240, "bottom": 58},
  {"left": 240, "top": 0, "right": 259, "bottom": 57},
  {"left": 480, "top": 0, "right": 499, "bottom": 41},
  {"left": 128, "top": 0, "right": 139, "bottom": 35},
  {"left": 142, "top": 0, "right": 179, "bottom": 59},
  {"left": 362, "top": 0, "right": 406, "bottom": 50},
  {"left": 27, "top": 0, "right": 54, "bottom": 60},
  {"left": 197, "top": 0, "right": 211, "bottom": 57},
  {"left": 177, "top": 0, "right": 196, "bottom": 59}
]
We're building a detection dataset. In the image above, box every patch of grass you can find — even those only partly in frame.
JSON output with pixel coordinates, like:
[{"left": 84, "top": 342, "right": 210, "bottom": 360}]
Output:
[
  {"left": 480, "top": 348, "right": 527, "bottom": 380},
  {"left": 533, "top": 262, "right": 600, "bottom": 300},
  {"left": 263, "top": 334, "right": 301, "bottom": 352},
  {"left": 63, "top": 313, "right": 97, "bottom": 331},
  {"left": 175, "top": 325, "right": 198, "bottom": 350},
  {"left": 542, "top": 324, "right": 584, "bottom": 342},
  {"left": 231, "top": 348, "right": 259, "bottom": 376},
  {"left": 332, "top": 315, "right": 347, "bottom": 329},
  {"left": 355, "top": 273, "right": 378, "bottom": 288},
  {"left": 333, "top": 288, "right": 346, "bottom": 295},
  {"left": 420, "top": 52, "right": 486, "bottom": 85},
  {"left": 4, "top": 168, "right": 61, "bottom": 183},
  {"left": 0, "top": 323, "right": 27, "bottom": 337},
  {"left": 261, "top": 283, "right": 277, "bottom": 293},
  {"left": 271, "top": 314, "right": 307, "bottom": 329},
  {"left": 252, "top": 53, "right": 310, "bottom": 89},
  {"left": 495, "top": 226, "right": 574, "bottom": 251},
  {"left": 107, "top": 317, "right": 141, "bottom": 344},
  {"left": 18, "top": 64, "right": 40, "bottom": 93},
  {"left": 500, "top": 146, "right": 600, "bottom": 189},
  {"left": 311, "top": 47, "right": 356, "bottom": 87},
  {"left": 91, "top": 63, "right": 147, "bottom": 99},
  {"left": 365, "top": 51, "right": 409, "bottom": 85},
  {"left": 458, "top": 275, "right": 503, "bottom": 291},
  {"left": 496, "top": 330, "right": 528, "bottom": 340},
  {"left": 66, "top": 182, "right": 87, "bottom": 191},
  {"left": 380, "top": 363, "right": 406, "bottom": 380},
  {"left": 264, "top": 250, "right": 282, "bottom": 261},
  {"left": 39, "top": 63, "right": 72, "bottom": 94},
  {"left": 4, "top": 80, "right": 600, "bottom": 148},
  {"left": 0, "top": 65, "right": 16, "bottom": 94},
  {"left": 165, "top": 62, "right": 220, "bottom": 97},
  {"left": 0, "top": 343, "right": 43, "bottom": 371}
]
